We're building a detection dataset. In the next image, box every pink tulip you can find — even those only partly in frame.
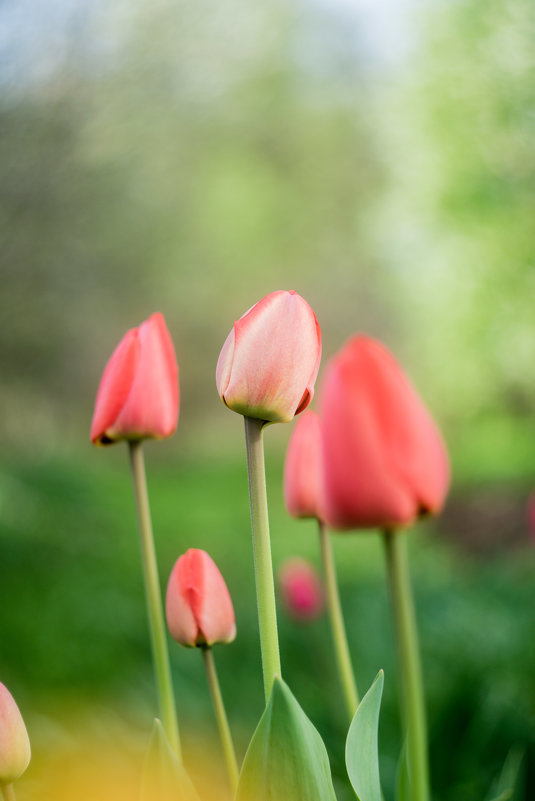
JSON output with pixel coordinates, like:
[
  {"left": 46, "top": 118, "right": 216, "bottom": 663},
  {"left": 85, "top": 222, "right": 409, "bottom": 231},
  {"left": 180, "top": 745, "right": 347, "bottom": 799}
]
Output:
[
  {"left": 278, "top": 558, "right": 324, "bottom": 621},
  {"left": 216, "top": 290, "right": 321, "bottom": 423},
  {"left": 166, "top": 549, "right": 236, "bottom": 647},
  {"left": 283, "top": 410, "right": 325, "bottom": 521},
  {"left": 320, "top": 335, "right": 449, "bottom": 530},
  {"left": 0, "top": 683, "right": 31, "bottom": 784},
  {"left": 91, "top": 313, "right": 179, "bottom": 446}
]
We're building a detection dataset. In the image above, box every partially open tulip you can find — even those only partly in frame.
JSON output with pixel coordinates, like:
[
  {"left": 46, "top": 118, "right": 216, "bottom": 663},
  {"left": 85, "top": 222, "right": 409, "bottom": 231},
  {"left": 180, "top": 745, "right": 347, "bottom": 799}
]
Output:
[
  {"left": 91, "top": 312, "right": 179, "bottom": 446},
  {"left": 166, "top": 549, "right": 236, "bottom": 647},
  {"left": 0, "top": 683, "right": 31, "bottom": 784},
  {"left": 320, "top": 335, "right": 449, "bottom": 530},
  {"left": 216, "top": 290, "right": 322, "bottom": 423},
  {"left": 284, "top": 410, "right": 325, "bottom": 521},
  {"left": 278, "top": 558, "right": 324, "bottom": 621}
]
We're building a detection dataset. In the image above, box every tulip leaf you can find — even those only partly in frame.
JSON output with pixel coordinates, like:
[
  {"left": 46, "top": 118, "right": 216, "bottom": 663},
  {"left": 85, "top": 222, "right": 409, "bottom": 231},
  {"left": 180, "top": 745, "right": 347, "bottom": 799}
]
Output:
[
  {"left": 235, "top": 677, "right": 338, "bottom": 801},
  {"left": 486, "top": 747, "right": 524, "bottom": 801},
  {"left": 395, "top": 740, "right": 410, "bottom": 801},
  {"left": 345, "top": 670, "right": 384, "bottom": 801},
  {"left": 141, "top": 718, "right": 200, "bottom": 801}
]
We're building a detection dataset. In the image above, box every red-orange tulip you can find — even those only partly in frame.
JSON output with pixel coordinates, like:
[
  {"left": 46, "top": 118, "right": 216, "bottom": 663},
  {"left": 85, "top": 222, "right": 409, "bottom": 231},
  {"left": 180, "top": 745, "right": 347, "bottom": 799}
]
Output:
[
  {"left": 91, "top": 312, "right": 179, "bottom": 446},
  {"left": 283, "top": 410, "right": 325, "bottom": 521},
  {"left": 278, "top": 558, "right": 324, "bottom": 621},
  {"left": 166, "top": 549, "right": 236, "bottom": 648},
  {"left": 0, "top": 683, "right": 31, "bottom": 784},
  {"left": 216, "top": 290, "right": 321, "bottom": 423},
  {"left": 320, "top": 335, "right": 449, "bottom": 530}
]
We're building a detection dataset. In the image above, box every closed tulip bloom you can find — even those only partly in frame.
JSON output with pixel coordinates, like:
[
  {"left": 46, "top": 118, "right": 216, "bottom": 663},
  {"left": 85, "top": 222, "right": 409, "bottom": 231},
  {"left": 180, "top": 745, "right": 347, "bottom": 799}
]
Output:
[
  {"left": 284, "top": 410, "right": 325, "bottom": 521},
  {"left": 91, "top": 312, "right": 179, "bottom": 446},
  {"left": 0, "top": 683, "right": 31, "bottom": 784},
  {"left": 279, "top": 558, "right": 324, "bottom": 621},
  {"left": 166, "top": 549, "right": 236, "bottom": 648},
  {"left": 321, "top": 335, "right": 449, "bottom": 530},
  {"left": 216, "top": 290, "right": 322, "bottom": 423}
]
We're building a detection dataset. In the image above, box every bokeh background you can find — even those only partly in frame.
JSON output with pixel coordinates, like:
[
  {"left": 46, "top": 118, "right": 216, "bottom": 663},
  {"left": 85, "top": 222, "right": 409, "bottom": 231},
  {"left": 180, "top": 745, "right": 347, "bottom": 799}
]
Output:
[{"left": 1, "top": 0, "right": 534, "bottom": 799}]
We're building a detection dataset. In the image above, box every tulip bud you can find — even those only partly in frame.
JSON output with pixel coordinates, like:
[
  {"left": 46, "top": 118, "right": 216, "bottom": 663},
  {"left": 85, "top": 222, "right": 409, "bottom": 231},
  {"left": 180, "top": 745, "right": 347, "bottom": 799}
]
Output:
[
  {"left": 320, "top": 335, "right": 449, "bottom": 530},
  {"left": 0, "top": 683, "right": 31, "bottom": 784},
  {"left": 283, "top": 410, "right": 325, "bottom": 521},
  {"left": 216, "top": 290, "right": 322, "bottom": 424},
  {"left": 278, "top": 558, "right": 324, "bottom": 621},
  {"left": 91, "top": 312, "right": 179, "bottom": 446},
  {"left": 166, "top": 549, "right": 236, "bottom": 647}
]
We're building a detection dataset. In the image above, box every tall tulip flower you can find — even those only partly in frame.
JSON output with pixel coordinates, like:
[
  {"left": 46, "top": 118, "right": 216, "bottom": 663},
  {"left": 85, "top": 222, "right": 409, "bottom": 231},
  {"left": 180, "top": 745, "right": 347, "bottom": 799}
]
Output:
[
  {"left": 0, "top": 683, "right": 31, "bottom": 790},
  {"left": 166, "top": 549, "right": 238, "bottom": 792},
  {"left": 91, "top": 312, "right": 181, "bottom": 757},
  {"left": 91, "top": 312, "right": 179, "bottom": 446},
  {"left": 216, "top": 290, "right": 322, "bottom": 703},
  {"left": 320, "top": 334, "right": 448, "bottom": 801},
  {"left": 320, "top": 335, "right": 449, "bottom": 531},
  {"left": 216, "top": 290, "right": 321, "bottom": 424}
]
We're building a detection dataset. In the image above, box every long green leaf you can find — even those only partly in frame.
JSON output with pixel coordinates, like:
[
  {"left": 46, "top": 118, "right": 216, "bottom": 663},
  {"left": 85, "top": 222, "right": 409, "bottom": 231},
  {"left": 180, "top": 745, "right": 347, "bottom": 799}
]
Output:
[
  {"left": 141, "top": 718, "right": 200, "bottom": 801},
  {"left": 395, "top": 741, "right": 410, "bottom": 801},
  {"left": 345, "top": 670, "right": 384, "bottom": 801},
  {"left": 235, "top": 677, "right": 338, "bottom": 801},
  {"left": 486, "top": 747, "right": 524, "bottom": 801}
]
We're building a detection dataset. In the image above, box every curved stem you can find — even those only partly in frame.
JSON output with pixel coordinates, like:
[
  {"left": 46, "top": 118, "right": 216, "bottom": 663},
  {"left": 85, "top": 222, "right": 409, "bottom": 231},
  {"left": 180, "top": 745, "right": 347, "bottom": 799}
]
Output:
[
  {"left": 1, "top": 784, "right": 16, "bottom": 801},
  {"left": 243, "top": 416, "right": 282, "bottom": 701},
  {"left": 128, "top": 441, "right": 181, "bottom": 759},
  {"left": 318, "top": 521, "right": 359, "bottom": 720},
  {"left": 202, "top": 647, "right": 239, "bottom": 794},
  {"left": 383, "top": 529, "right": 429, "bottom": 801}
]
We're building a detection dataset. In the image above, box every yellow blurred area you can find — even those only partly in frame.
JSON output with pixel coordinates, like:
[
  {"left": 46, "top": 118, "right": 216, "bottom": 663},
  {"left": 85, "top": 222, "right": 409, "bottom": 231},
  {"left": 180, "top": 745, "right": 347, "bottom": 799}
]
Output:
[{"left": 19, "top": 708, "right": 228, "bottom": 801}]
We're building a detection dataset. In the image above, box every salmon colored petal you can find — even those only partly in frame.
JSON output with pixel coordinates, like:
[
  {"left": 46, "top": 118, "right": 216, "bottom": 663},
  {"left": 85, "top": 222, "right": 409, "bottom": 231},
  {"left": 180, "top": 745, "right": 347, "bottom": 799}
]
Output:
[
  {"left": 165, "top": 558, "right": 199, "bottom": 647},
  {"left": 284, "top": 410, "right": 325, "bottom": 520},
  {"left": 90, "top": 329, "right": 140, "bottom": 445}
]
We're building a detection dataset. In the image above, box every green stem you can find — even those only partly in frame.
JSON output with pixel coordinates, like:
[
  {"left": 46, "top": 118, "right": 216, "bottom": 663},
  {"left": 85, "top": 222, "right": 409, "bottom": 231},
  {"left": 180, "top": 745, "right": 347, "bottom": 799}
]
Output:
[
  {"left": 128, "top": 440, "right": 181, "bottom": 759},
  {"left": 1, "top": 784, "right": 16, "bottom": 801},
  {"left": 383, "top": 529, "right": 429, "bottom": 801},
  {"left": 318, "top": 521, "right": 359, "bottom": 720},
  {"left": 202, "top": 646, "right": 239, "bottom": 794},
  {"left": 243, "top": 416, "right": 282, "bottom": 702}
]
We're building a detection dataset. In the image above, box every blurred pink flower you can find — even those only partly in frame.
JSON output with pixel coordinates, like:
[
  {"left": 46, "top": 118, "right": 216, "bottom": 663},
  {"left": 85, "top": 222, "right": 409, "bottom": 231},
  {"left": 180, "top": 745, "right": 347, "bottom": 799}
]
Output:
[
  {"left": 320, "top": 335, "right": 449, "bottom": 530},
  {"left": 284, "top": 410, "right": 325, "bottom": 521},
  {"left": 279, "top": 558, "right": 324, "bottom": 621},
  {"left": 0, "top": 682, "right": 31, "bottom": 784}
]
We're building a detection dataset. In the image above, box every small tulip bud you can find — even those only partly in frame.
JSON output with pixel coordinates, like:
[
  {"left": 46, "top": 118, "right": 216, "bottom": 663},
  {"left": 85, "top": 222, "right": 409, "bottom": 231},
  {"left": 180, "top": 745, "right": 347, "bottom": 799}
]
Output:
[
  {"left": 320, "top": 335, "right": 449, "bottom": 530},
  {"left": 284, "top": 410, "right": 325, "bottom": 521},
  {"left": 278, "top": 558, "right": 324, "bottom": 621},
  {"left": 166, "top": 549, "right": 236, "bottom": 647},
  {"left": 216, "top": 290, "right": 322, "bottom": 423},
  {"left": 0, "top": 683, "right": 31, "bottom": 784},
  {"left": 91, "top": 313, "right": 179, "bottom": 446}
]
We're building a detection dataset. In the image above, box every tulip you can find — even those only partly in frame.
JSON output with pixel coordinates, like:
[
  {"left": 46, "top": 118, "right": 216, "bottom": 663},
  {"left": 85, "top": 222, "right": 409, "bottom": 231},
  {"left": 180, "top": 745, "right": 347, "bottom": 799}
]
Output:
[
  {"left": 284, "top": 410, "right": 325, "bottom": 521},
  {"left": 320, "top": 335, "right": 449, "bottom": 530},
  {"left": 0, "top": 683, "right": 31, "bottom": 785},
  {"left": 216, "top": 290, "right": 321, "bottom": 424},
  {"left": 166, "top": 549, "right": 236, "bottom": 648},
  {"left": 91, "top": 312, "right": 179, "bottom": 446},
  {"left": 278, "top": 558, "right": 324, "bottom": 621}
]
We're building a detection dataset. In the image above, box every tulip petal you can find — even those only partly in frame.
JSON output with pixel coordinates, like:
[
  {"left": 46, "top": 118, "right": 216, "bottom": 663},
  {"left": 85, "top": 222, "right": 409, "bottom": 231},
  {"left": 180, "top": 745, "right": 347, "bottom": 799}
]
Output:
[
  {"left": 217, "top": 291, "right": 321, "bottom": 423},
  {"left": 111, "top": 313, "right": 179, "bottom": 441},
  {"left": 90, "top": 329, "right": 140, "bottom": 445},
  {"left": 0, "top": 683, "right": 31, "bottom": 784},
  {"left": 283, "top": 410, "right": 325, "bottom": 520}
]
